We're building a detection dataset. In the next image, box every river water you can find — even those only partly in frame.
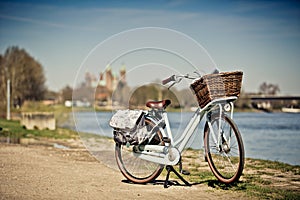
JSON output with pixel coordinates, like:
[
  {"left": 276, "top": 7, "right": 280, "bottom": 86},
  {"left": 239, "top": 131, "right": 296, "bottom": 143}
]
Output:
[{"left": 73, "top": 111, "right": 300, "bottom": 165}]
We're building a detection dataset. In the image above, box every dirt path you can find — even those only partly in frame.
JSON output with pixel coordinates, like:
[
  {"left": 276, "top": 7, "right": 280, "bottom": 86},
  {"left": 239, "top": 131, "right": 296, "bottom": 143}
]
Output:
[{"left": 0, "top": 143, "right": 249, "bottom": 200}]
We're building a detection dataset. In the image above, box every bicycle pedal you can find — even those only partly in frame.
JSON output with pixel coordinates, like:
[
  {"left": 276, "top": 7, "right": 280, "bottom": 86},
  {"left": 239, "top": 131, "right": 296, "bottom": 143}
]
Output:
[{"left": 180, "top": 169, "right": 190, "bottom": 175}]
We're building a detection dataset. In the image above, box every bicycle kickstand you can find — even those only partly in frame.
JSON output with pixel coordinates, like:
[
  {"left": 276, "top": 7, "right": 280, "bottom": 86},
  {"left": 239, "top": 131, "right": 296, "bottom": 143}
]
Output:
[{"left": 164, "top": 165, "right": 191, "bottom": 188}]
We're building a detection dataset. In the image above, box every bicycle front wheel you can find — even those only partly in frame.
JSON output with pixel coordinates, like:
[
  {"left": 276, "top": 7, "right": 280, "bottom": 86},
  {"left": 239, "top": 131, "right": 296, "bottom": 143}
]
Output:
[
  {"left": 204, "top": 114, "right": 244, "bottom": 184},
  {"left": 115, "top": 118, "right": 165, "bottom": 184}
]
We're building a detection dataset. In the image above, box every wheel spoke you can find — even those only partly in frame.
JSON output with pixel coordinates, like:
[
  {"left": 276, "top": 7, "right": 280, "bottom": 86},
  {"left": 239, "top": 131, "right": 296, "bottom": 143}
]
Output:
[{"left": 223, "top": 152, "right": 237, "bottom": 171}]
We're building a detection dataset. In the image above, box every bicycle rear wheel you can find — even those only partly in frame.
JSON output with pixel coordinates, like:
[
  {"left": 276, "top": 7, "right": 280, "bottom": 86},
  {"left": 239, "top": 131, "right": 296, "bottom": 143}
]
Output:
[
  {"left": 204, "top": 114, "right": 244, "bottom": 184},
  {"left": 115, "top": 118, "right": 165, "bottom": 184}
]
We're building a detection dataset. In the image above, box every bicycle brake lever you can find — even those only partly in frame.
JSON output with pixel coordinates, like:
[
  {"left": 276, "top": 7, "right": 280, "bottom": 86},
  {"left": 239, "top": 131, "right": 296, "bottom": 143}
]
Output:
[{"left": 193, "top": 71, "right": 201, "bottom": 77}]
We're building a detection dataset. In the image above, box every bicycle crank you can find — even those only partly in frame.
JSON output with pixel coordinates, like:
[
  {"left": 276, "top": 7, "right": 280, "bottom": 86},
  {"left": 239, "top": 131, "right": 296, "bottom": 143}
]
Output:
[{"left": 133, "top": 146, "right": 181, "bottom": 166}]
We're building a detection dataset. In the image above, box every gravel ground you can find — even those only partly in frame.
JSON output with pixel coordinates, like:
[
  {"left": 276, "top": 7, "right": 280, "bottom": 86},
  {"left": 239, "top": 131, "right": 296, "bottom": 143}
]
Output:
[{"left": 0, "top": 143, "right": 250, "bottom": 200}]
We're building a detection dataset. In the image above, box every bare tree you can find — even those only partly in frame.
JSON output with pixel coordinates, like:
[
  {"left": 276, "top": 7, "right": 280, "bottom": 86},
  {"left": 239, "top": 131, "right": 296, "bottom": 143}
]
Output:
[
  {"left": 0, "top": 46, "right": 46, "bottom": 110},
  {"left": 61, "top": 85, "right": 73, "bottom": 101},
  {"left": 259, "top": 82, "right": 280, "bottom": 95}
]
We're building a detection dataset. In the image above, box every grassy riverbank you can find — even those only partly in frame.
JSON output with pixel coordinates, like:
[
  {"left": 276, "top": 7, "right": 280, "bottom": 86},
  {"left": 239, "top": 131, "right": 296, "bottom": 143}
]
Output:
[
  {"left": 168, "top": 149, "right": 300, "bottom": 199},
  {"left": 0, "top": 118, "right": 78, "bottom": 140}
]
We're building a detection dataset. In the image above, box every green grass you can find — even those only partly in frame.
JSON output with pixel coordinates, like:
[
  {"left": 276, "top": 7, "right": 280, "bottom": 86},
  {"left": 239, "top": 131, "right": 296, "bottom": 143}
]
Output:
[
  {"left": 0, "top": 118, "right": 78, "bottom": 140},
  {"left": 246, "top": 158, "right": 300, "bottom": 174},
  {"left": 0, "top": 102, "right": 110, "bottom": 140},
  {"left": 20, "top": 101, "right": 55, "bottom": 112},
  {"left": 160, "top": 149, "right": 300, "bottom": 200}
]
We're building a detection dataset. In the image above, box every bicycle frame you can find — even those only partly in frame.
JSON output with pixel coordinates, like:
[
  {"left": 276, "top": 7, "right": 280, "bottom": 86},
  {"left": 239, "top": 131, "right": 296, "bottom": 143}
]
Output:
[{"left": 133, "top": 96, "right": 237, "bottom": 166}]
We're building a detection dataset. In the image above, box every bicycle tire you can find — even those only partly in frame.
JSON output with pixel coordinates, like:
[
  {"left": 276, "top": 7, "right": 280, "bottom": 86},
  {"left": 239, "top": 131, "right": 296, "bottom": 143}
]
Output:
[
  {"left": 204, "top": 114, "right": 244, "bottom": 184},
  {"left": 115, "top": 118, "right": 165, "bottom": 184}
]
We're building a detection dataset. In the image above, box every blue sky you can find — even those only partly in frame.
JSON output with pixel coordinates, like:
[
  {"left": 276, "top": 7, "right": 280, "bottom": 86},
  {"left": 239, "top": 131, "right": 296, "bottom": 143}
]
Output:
[{"left": 0, "top": 0, "right": 299, "bottom": 95}]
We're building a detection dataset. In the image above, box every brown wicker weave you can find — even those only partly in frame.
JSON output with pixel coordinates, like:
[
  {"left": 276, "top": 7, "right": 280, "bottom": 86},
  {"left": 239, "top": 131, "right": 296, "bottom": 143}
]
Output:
[{"left": 190, "top": 71, "right": 243, "bottom": 108}]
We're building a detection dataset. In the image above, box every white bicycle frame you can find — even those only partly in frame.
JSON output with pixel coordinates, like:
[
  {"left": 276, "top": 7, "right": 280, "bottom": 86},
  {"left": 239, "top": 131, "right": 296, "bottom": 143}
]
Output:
[{"left": 133, "top": 96, "right": 237, "bottom": 166}]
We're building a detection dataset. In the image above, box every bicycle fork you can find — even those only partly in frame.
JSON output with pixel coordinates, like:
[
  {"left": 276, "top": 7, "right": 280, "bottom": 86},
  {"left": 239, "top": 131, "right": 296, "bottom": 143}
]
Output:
[{"left": 207, "top": 103, "right": 233, "bottom": 153}]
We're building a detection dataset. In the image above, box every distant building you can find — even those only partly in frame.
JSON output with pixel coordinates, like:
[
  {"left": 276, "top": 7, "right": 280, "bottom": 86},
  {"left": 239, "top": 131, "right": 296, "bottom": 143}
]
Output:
[
  {"left": 95, "top": 85, "right": 110, "bottom": 102},
  {"left": 120, "top": 64, "right": 126, "bottom": 84},
  {"left": 85, "top": 72, "right": 98, "bottom": 88},
  {"left": 105, "top": 66, "right": 113, "bottom": 91},
  {"left": 94, "top": 66, "right": 127, "bottom": 104}
]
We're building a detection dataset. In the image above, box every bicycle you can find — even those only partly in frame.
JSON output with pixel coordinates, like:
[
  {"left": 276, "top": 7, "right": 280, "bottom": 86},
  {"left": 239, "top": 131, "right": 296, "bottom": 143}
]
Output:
[{"left": 113, "top": 71, "right": 245, "bottom": 188}]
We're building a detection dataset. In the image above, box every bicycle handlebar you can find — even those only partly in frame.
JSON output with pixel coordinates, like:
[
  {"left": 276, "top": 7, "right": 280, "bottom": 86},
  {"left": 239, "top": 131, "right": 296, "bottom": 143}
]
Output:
[
  {"left": 162, "top": 75, "right": 176, "bottom": 85},
  {"left": 162, "top": 73, "right": 199, "bottom": 89},
  {"left": 162, "top": 69, "right": 219, "bottom": 87}
]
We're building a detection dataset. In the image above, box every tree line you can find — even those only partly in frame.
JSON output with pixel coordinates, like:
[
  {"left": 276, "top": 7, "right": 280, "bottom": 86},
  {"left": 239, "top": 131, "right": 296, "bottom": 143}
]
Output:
[{"left": 0, "top": 46, "right": 46, "bottom": 112}]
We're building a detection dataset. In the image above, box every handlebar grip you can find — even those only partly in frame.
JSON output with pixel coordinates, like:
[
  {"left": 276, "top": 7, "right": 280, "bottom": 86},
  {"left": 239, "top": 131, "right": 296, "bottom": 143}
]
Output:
[{"left": 162, "top": 75, "right": 176, "bottom": 85}]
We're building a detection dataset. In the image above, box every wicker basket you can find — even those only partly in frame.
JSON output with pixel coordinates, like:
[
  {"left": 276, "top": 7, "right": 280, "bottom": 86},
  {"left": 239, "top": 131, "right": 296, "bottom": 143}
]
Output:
[{"left": 190, "top": 71, "right": 243, "bottom": 108}]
